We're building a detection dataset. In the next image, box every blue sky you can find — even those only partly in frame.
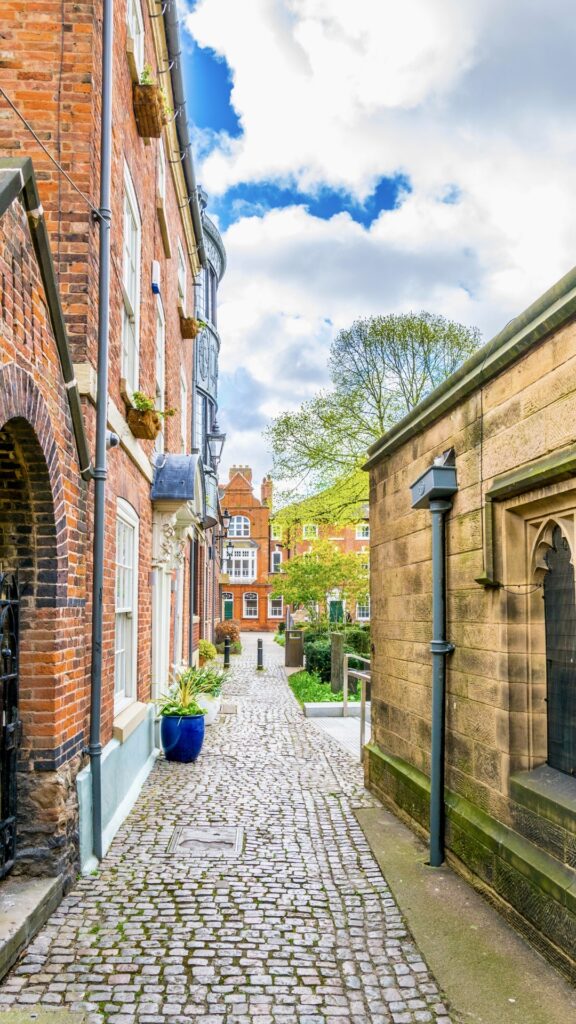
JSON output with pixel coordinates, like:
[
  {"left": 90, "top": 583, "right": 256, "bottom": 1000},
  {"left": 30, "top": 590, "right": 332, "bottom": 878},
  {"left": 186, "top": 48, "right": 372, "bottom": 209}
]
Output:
[
  {"left": 183, "top": 37, "right": 409, "bottom": 232},
  {"left": 182, "top": 0, "right": 576, "bottom": 485}
]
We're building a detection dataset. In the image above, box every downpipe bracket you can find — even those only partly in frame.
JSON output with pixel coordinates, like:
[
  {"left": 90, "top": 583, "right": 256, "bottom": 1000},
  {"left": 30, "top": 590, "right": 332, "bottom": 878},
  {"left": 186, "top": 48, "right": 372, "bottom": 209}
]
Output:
[{"left": 430, "top": 640, "right": 455, "bottom": 655}]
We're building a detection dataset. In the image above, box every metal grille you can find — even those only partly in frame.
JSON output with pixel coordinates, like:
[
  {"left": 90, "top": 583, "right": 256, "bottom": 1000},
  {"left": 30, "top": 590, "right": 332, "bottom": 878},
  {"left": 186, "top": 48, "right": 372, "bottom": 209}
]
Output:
[
  {"left": 0, "top": 572, "right": 21, "bottom": 878},
  {"left": 544, "top": 527, "right": 576, "bottom": 776}
]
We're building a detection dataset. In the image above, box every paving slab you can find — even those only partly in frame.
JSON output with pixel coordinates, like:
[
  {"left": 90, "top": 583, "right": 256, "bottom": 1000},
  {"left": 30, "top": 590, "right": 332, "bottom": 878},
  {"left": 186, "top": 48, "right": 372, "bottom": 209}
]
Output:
[
  {"left": 356, "top": 804, "right": 576, "bottom": 1024},
  {"left": 0, "top": 878, "right": 62, "bottom": 981},
  {"left": 0, "top": 1013, "right": 85, "bottom": 1023}
]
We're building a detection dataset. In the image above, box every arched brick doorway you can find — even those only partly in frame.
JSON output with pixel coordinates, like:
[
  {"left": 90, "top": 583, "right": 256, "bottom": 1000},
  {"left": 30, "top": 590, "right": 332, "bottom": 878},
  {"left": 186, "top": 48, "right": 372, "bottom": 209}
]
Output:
[{"left": 0, "top": 400, "right": 80, "bottom": 880}]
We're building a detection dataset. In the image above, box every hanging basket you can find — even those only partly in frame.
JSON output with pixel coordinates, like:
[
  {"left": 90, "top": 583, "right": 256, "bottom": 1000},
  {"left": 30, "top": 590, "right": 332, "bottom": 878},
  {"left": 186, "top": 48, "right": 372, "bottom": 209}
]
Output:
[
  {"left": 180, "top": 314, "right": 201, "bottom": 340},
  {"left": 127, "top": 407, "right": 161, "bottom": 440},
  {"left": 133, "top": 83, "right": 166, "bottom": 139}
]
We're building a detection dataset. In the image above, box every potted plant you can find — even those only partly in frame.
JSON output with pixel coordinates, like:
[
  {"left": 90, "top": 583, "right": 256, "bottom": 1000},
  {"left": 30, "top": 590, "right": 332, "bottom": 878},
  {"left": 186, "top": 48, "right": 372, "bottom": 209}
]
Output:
[
  {"left": 198, "top": 638, "right": 217, "bottom": 667},
  {"left": 183, "top": 666, "right": 227, "bottom": 726},
  {"left": 133, "top": 64, "right": 170, "bottom": 139},
  {"left": 156, "top": 676, "right": 206, "bottom": 763},
  {"left": 126, "top": 390, "right": 175, "bottom": 440},
  {"left": 180, "top": 314, "right": 206, "bottom": 340}
]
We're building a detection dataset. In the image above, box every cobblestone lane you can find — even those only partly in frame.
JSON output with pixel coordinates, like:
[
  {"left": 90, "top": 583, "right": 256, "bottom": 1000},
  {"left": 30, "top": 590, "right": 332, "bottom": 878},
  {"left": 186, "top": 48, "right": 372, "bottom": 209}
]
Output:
[{"left": 1, "top": 637, "right": 454, "bottom": 1024}]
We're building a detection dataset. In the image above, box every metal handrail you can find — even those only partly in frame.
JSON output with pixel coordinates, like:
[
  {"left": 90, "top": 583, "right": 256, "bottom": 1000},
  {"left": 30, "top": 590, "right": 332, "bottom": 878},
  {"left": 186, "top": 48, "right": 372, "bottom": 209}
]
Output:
[{"left": 343, "top": 653, "right": 371, "bottom": 762}]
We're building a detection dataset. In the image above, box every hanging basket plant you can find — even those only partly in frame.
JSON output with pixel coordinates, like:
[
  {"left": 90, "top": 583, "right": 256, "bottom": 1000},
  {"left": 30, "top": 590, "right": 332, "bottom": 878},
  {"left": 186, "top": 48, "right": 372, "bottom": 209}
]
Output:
[
  {"left": 180, "top": 314, "right": 205, "bottom": 340},
  {"left": 124, "top": 388, "right": 175, "bottom": 441},
  {"left": 133, "top": 65, "right": 170, "bottom": 139},
  {"left": 127, "top": 406, "right": 161, "bottom": 440}
]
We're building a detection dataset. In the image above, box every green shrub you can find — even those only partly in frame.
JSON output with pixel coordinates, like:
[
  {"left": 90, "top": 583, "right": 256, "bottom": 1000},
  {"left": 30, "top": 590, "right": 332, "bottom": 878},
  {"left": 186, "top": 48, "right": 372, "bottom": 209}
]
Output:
[
  {"left": 273, "top": 633, "right": 286, "bottom": 647},
  {"left": 303, "top": 638, "right": 332, "bottom": 682},
  {"left": 277, "top": 621, "right": 286, "bottom": 634},
  {"left": 198, "top": 639, "right": 217, "bottom": 662},
  {"left": 288, "top": 669, "right": 360, "bottom": 706},
  {"left": 215, "top": 619, "right": 241, "bottom": 644},
  {"left": 343, "top": 625, "right": 371, "bottom": 655},
  {"left": 216, "top": 641, "right": 242, "bottom": 655}
]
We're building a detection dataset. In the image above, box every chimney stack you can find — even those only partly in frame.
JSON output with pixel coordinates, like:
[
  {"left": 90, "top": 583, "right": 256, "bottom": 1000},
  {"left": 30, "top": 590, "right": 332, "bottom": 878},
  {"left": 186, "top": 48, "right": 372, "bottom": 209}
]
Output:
[{"left": 261, "top": 475, "right": 273, "bottom": 507}]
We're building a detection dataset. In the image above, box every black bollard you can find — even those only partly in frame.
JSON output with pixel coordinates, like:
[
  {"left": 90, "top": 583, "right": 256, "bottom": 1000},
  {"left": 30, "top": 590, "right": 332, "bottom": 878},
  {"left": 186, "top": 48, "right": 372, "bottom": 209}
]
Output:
[
  {"left": 257, "top": 637, "right": 264, "bottom": 671},
  {"left": 224, "top": 635, "right": 231, "bottom": 668}
]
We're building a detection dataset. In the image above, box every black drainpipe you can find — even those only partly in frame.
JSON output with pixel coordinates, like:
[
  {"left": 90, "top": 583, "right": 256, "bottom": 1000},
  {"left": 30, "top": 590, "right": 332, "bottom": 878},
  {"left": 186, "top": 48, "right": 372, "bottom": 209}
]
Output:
[
  {"left": 411, "top": 450, "right": 457, "bottom": 867},
  {"left": 89, "top": 0, "right": 113, "bottom": 863}
]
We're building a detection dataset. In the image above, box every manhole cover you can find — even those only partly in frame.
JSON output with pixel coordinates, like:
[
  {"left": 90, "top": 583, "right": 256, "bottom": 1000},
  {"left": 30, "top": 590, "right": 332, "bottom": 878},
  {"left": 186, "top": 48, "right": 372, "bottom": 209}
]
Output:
[
  {"left": 220, "top": 702, "right": 237, "bottom": 715},
  {"left": 168, "top": 826, "right": 244, "bottom": 856}
]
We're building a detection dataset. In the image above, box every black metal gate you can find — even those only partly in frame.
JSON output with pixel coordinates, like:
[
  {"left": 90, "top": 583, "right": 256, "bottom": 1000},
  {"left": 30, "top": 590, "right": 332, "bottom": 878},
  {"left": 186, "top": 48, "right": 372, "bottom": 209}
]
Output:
[
  {"left": 544, "top": 527, "right": 576, "bottom": 776},
  {"left": 0, "top": 573, "right": 21, "bottom": 878}
]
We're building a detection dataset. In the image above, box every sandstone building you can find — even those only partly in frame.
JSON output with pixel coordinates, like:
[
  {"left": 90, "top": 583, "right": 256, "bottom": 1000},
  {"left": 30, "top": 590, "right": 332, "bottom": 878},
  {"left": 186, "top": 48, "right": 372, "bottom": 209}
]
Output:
[{"left": 365, "top": 268, "right": 576, "bottom": 979}]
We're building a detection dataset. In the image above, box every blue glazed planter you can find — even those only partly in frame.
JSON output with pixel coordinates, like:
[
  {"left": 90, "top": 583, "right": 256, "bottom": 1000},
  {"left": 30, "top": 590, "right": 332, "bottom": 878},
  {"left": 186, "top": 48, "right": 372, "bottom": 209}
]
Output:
[{"left": 160, "top": 714, "right": 205, "bottom": 763}]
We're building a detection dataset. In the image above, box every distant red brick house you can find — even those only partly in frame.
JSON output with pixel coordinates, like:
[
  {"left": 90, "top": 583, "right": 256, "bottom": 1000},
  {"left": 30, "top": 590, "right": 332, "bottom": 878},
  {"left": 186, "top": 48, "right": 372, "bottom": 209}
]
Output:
[
  {"left": 219, "top": 467, "right": 371, "bottom": 629},
  {"left": 219, "top": 468, "right": 282, "bottom": 631}
]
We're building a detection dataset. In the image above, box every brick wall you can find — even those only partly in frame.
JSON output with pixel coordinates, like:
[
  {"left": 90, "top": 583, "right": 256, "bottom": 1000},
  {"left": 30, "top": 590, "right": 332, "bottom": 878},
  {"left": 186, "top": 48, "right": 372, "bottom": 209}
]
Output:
[
  {"left": 0, "top": 198, "right": 88, "bottom": 881},
  {"left": 1, "top": 0, "right": 206, "bottom": 879}
]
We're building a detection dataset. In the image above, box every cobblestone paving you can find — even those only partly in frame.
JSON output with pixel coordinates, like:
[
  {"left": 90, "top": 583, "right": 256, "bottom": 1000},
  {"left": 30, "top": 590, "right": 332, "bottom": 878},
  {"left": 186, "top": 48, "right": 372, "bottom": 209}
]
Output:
[{"left": 1, "top": 637, "right": 454, "bottom": 1024}]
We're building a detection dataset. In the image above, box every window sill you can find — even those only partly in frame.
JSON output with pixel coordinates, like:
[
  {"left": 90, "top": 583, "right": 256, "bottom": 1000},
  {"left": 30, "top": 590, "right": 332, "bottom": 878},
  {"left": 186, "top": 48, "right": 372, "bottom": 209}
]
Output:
[
  {"left": 113, "top": 701, "right": 149, "bottom": 743},
  {"left": 510, "top": 764, "right": 576, "bottom": 835}
]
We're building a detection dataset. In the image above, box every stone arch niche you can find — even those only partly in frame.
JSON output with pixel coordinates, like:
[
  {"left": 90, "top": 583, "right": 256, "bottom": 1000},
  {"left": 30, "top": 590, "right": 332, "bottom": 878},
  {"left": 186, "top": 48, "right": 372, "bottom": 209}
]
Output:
[
  {"left": 509, "top": 512, "right": 576, "bottom": 773},
  {"left": 0, "top": 365, "right": 79, "bottom": 881}
]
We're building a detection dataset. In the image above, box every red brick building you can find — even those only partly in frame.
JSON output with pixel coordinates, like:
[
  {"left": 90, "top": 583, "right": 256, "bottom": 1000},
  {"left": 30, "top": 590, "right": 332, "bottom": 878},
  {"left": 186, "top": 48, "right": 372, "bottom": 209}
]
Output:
[
  {"left": 281, "top": 521, "right": 371, "bottom": 623},
  {"left": 0, "top": 0, "right": 225, "bottom": 913},
  {"left": 219, "top": 468, "right": 284, "bottom": 631},
  {"left": 219, "top": 468, "right": 371, "bottom": 629}
]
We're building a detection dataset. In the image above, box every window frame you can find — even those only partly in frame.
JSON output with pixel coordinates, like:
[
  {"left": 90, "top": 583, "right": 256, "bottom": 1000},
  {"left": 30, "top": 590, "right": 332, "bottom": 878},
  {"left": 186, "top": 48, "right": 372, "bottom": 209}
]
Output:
[
  {"left": 177, "top": 237, "right": 187, "bottom": 314},
  {"left": 126, "top": 0, "right": 145, "bottom": 76},
  {"left": 121, "top": 164, "right": 142, "bottom": 395},
  {"left": 356, "top": 523, "right": 370, "bottom": 540},
  {"left": 356, "top": 597, "right": 371, "bottom": 621},
  {"left": 180, "top": 368, "right": 188, "bottom": 453},
  {"left": 243, "top": 591, "right": 258, "bottom": 619},
  {"left": 229, "top": 547, "right": 257, "bottom": 582},
  {"left": 158, "top": 136, "right": 166, "bottom": 203},
  {"left": 114, "top": 499, "right": 139, "bottom": 713},
  {"left": 229, "top": 515, "right": 251, "bottom": 538},
  {"left": 268, "top": 595, "right": 283, "bottom": 619},
  {"left": 154, "top": 298, "right": 165, "bottom": 455},
  {"left": 270, "top": 523, "right": 282, "bottom": 541},
  {"left": 271, "top": 550, "right": 282, "bottom": 573},
  {"left": 302, "top": 523, "right": 319, "bottom": 540}
]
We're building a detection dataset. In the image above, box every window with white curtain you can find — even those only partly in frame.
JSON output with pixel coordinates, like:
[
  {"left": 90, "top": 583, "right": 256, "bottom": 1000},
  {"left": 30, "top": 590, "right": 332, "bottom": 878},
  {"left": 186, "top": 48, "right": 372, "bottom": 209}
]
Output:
[
  {"left": 115, "top": 500, "right": 139, "bottom": 711},
  {"left": 243, "top": 592, "right": 258, "bottom": 618},
  {"left": 121, "top": 166, "right": 141, "bottom": 394}
]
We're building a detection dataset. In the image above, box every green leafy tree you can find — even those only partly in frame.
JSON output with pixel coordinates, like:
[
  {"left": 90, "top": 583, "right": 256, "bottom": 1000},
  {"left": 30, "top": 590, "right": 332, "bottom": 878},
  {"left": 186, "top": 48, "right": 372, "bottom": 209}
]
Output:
[
  {"left": 267, "top": 312, "right": 480, "bottom": 521},
  {"left": 270, "top": 539, "right": 369, "bottom": 622}
]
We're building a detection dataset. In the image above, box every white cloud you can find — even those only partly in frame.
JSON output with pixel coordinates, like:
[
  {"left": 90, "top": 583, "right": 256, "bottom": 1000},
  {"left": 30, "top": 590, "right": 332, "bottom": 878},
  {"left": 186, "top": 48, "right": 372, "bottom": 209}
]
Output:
[{"left": 185, "top": 1, "right": 576, "bottom": 484}]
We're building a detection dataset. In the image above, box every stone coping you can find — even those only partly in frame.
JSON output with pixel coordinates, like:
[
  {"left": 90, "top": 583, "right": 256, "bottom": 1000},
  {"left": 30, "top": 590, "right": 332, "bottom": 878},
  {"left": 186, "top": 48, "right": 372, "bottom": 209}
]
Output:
[{"left": 510, "top": 764, "right": 576, "bottom": 835}]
